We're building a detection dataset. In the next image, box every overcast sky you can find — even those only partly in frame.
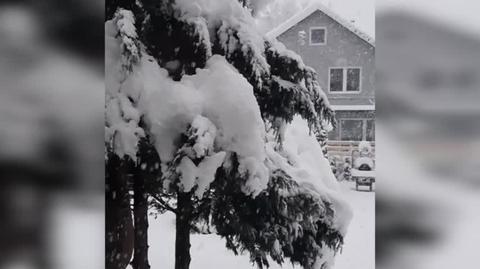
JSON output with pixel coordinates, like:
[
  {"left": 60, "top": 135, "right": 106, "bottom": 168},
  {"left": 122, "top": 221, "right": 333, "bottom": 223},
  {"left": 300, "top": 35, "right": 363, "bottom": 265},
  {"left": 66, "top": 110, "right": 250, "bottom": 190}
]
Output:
[
  {"left": 325, "top": 0, "right": 374, "bottom": 37},
  {"left": 377, "top": 0, "right": 480, "bottom": 39},
  {"left": 324, "top": 0, "right": 480, "bottom": 39},
  {"left": 256, "top": 0, "right": 374, "bottom": 37},
  {"left": 259, "top": 0, "right": 480, "bottom": 40}
]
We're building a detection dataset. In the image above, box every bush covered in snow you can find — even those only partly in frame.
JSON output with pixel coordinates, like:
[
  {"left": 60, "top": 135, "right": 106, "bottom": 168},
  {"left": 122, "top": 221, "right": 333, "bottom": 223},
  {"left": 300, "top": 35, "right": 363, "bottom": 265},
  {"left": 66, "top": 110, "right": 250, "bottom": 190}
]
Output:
[
  {"left": 355, "top": 141, "right": 374, "bottom": 170},
  {"left": 358, "top": 141, "right": 373, "bottom": 156}
]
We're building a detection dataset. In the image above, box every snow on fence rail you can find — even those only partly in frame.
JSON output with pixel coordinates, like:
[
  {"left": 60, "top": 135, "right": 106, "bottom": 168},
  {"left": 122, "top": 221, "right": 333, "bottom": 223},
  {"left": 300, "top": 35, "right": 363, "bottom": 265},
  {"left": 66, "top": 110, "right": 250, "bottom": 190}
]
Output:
[{"left": 326, "top": 141, "right": 376, "bottom": 159}]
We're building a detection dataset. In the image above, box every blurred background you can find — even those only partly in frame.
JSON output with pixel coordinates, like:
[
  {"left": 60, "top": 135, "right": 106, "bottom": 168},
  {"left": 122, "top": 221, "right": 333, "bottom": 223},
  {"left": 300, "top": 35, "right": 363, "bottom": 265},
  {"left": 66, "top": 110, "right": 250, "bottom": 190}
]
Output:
[
  {"left": 0, "top": 0, "right": 479, "bottom": 268},
  {"left": 0, "top": 0, "right": 104, "bottom": 269},
  {"left": 376, "top": 0, "right": 480, "bottom": 268}
]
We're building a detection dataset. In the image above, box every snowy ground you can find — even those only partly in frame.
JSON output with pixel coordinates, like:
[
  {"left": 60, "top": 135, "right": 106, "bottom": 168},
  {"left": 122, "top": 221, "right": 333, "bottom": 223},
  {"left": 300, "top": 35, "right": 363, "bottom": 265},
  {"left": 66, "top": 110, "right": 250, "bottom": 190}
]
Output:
[
  {"left": 334, "top": 182, "right": 375, "bottom": 269},
  {"left": 147, "top": 181, "right": 374, "bottom": 269}
]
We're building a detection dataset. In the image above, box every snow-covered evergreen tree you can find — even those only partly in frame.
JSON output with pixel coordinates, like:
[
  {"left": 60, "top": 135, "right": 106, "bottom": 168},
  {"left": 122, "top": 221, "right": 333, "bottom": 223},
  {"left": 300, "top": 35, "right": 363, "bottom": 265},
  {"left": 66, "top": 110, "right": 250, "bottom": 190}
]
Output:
[
  {"left": 105, "top": 8, "right": 142, "bottom": 269},
  {"left": 105, "top": 1, "right": 352, "bottom": 269}
]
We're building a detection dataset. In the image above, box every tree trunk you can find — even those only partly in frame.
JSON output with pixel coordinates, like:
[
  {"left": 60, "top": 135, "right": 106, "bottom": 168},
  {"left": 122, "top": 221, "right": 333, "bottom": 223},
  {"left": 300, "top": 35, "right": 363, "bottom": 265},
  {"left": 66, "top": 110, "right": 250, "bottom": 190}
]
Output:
[
  {"left": 106, "top": 156, "right": 134, "bottom": 269},
  {"left": 132, "top": 173, "right": 150, "bottom": 269},
  {"left": 175, "top": 192, "right": 192, "bottom": 269}
]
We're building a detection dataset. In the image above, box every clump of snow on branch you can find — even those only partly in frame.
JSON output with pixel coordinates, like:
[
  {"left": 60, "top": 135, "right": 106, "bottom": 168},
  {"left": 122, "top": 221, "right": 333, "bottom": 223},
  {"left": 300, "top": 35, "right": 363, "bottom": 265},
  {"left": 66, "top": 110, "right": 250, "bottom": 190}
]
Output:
[
  {"left": 105, "top": 9, "right": 144, "bottom": 161},
  {"left": 184, "top": 56, "right": 267, "bottom": 164},
  {"left": 138, "top": 56, "right": 202, "bottom": 162},
  {"left": 177, "top": 152, "right": 226, "bottom": 197},
  {"left": 183, "top": 16, "right": 213, "bottom": 59},
  {"left": 115, "top": 9, "right": 140, "bottom": 67},
  {"left": 267, "top": 40, "right": 305, "bottom": 69},
  {"left": 267, "top": 116, "right": 352, "bottom": 235},
  {"left": 175, "top": 0, "right": 270, "bottom": 89},
  {"left": 189, "top": 115, "right": 217, "bottom": 158},
  {"left": 186, "top": 57, "right": 269, "bottom": 195},
  {"left": 127, "top": 52, "right": 269, "bottom": 196},
  {"left": 266, "top": 116, "right": 352, "bottom": 268},
  {"left": 177, "top": 116, "right": 226, "bottom": 197},
  {"left": 177, "top": 141, "right": 226, "bottom": 198}
]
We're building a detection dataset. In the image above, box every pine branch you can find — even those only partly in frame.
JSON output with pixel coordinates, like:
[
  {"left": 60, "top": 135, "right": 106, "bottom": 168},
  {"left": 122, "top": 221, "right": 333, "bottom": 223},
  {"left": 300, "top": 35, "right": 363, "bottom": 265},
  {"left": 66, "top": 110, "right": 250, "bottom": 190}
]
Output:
[{"left": 151, "top": 193, "right": 178, "bottom": 214}]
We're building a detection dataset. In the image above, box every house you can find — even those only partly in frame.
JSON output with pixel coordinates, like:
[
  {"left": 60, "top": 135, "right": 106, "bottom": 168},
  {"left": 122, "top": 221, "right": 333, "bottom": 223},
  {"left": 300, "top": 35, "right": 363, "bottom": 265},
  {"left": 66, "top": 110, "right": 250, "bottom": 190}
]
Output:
[{"left": 267, "top": 3, "right": 375, "bottom": 143}]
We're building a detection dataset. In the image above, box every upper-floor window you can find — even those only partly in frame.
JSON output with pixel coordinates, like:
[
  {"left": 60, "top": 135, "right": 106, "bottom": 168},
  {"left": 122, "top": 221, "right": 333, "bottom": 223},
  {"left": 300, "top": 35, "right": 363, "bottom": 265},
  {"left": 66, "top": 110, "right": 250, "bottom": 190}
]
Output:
[
  {"left": 329, "top": 67, "right": 361, "bottom": 93},
  {"left": 310, "top": 27, "right": 326, "bottom": 45}
]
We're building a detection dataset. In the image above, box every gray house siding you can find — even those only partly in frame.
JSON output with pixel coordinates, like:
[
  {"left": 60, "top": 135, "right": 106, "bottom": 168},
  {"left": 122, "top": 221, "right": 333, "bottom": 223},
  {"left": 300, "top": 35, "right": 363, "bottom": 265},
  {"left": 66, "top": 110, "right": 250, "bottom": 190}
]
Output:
[
  {"left": 275, "top": 9, "right": 375, "bottom": 141},
  {"left": 276, "top": 10, "right": 375, "bottom": 107}
]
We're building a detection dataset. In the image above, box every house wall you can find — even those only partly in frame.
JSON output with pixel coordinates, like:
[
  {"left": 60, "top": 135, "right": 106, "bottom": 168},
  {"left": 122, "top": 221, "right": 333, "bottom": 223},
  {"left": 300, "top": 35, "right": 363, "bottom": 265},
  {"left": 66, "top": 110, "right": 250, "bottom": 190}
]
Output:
[{"left": 277, "top": 10, "right": 375, "bottom": 107}]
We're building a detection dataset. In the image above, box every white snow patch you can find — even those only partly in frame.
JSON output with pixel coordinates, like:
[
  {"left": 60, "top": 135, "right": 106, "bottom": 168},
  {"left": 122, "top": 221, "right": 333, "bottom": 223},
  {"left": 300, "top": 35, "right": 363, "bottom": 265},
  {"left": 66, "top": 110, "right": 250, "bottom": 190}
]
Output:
[
  {"left": 175, "top": 0, "right": 270, "bottom": 88},
  {"left": 268, "top": 40, "right": 305, "bottom": 69},
  {"left": 177, "top": 151, "right": 226, "bottom": 197},
  {"left": 354, "top": 157, "right": 374, "bottom": 169},
  {"left": 267, "top": 116, "right": 353, "bottom": 236},
  {"left": 105, "top": 14, "right": 144, "bottom": 161},
  {"left": 136, "top": 54, "right": 268, "bottom": 196},
  {"left": 190, "top": 115, "right": 217, "bottom": 158}
]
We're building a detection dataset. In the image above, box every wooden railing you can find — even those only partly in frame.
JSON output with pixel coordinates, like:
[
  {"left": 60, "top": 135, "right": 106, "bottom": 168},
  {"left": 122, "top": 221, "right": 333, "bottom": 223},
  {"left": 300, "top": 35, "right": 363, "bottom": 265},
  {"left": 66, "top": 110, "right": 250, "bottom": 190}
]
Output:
[{"left": 326, "top": 141, "right": 375, "bottom": 160}]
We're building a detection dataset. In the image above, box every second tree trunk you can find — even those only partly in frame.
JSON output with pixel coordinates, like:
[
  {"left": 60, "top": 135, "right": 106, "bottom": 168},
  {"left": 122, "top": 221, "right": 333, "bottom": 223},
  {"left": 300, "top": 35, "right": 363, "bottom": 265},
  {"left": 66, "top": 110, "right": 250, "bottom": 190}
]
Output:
[
  {"left": 132, "top": 173, "right": 150, "bottom": 269},
  {"left": 175, "top": 192, "right": 193, "bottom": 269}
]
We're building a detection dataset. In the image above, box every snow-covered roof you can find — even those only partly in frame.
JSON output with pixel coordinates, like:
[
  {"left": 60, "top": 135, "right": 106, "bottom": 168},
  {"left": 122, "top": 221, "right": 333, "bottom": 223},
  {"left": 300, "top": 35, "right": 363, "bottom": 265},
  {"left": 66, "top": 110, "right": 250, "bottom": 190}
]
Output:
[
  {"left": 331, "top": 105, "right": 375, "bottom": 111},
  {"left": 266, "top": 2, "right": 375, "bottom": 46}
]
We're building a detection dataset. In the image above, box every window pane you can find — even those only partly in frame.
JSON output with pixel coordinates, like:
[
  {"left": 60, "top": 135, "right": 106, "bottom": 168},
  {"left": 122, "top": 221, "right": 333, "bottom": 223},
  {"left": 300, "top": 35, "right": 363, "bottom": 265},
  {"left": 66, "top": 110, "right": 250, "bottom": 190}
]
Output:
[
  {"left": 346, "top": 68, "right": 360, "bottom": 92},
  {"left": 310, "top": 28, "right": 325, "bottom": 44},
  {"left": 366, "top": 120, "right": 375, "bottom": 141},
  {"left": 330, "top": 68, "right": 343, "bottom": 92},
  {"left": 340, "top": 120, "right": 364, "bottom": 141}
]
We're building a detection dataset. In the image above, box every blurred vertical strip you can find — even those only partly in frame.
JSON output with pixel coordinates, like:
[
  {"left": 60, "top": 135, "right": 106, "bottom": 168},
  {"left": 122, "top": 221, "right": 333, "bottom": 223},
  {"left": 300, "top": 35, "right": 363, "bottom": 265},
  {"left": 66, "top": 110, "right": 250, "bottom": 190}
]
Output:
[
  {"left": 0, "top": 0, "right": 104, "bottom": 269},
  {"left": 376, "top": 0, "right": 480, "bottom": 268}
]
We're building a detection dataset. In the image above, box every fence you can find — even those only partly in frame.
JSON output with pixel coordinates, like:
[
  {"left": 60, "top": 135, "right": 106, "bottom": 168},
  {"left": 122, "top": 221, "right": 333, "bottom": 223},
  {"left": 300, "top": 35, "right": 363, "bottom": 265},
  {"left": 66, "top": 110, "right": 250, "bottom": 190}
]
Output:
[{"left": 326, "top": 140, "right": 376, "bottom": 161}]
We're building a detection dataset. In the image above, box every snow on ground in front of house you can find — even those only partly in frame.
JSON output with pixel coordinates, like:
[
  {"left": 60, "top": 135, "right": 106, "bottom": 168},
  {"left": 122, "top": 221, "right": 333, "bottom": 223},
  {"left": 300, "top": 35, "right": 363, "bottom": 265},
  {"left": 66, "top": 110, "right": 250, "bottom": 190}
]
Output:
[
  {"left": 148, "top": 181, "right": 374, "bottom": 269},
  {"left": 334, "top": 182, "right": 375, "bottom": 269}
]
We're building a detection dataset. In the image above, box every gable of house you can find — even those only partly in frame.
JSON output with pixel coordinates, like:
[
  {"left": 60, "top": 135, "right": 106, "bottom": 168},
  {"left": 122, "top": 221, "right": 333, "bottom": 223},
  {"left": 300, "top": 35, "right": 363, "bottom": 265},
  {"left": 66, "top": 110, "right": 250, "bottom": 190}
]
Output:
[
  {"left": 267, "top": 3, "right": 374, "bottom": 46},
  {"left": 268, "top": 4, "right": 375, "bottom": 106}
]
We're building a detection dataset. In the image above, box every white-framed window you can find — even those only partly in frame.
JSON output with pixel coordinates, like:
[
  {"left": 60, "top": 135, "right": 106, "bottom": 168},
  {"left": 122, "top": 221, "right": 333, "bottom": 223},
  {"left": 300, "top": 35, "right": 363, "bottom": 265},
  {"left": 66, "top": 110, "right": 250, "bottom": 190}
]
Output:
[
  {"left": 309, "top": 27, "right": 327, "bottom": 45},
  {"left": 328, "top": 67, "right": 361, "bottom": 93}
]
